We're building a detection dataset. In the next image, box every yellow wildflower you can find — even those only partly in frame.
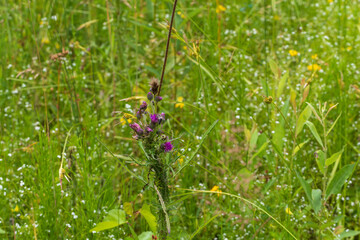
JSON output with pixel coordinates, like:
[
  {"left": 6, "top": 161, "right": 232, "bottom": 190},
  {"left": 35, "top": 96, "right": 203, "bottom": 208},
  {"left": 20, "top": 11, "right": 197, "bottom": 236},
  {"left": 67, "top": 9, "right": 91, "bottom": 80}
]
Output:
[
  {"left": 178, "top": 157, "right": 184, "bottom": 165},
  {"left": 285, "top": 207, "right": 293, "bottom": 215},
  {"left": 328, "top": 0, "right": 333, "bottom": 3},
  {"left": 120, "top": 117, "right": 132, "bottom": 126},
  {"left": 175, "top": 96, "right": 184, "bottom": 108},
  {"left": 216, "top": 4, "right": 226, "bottom": 14},
  {"left": 273, "top": 15, "right": 280, "bottom": 21},
  {"left": 311, "top": 54, "right": 318, "bottom": 60},
  {"left": 289, "top": 50, "right": 299, "bottom": 57},
  {"left": 41, "top": 36, "right": 50, "bottom": 44},
  {"left": 307, "top": 64, "right": 321, "bottom": 71},
  {"left": 346, "top": 46, "right": 352, "bottom": 51},
  {"left": 177, "top": 11, "right": 186, "bottom": 19},
  {"left": 210, "top": 186, "right": 222, "bottom": 197},
  {"left": 12, "top": 205, "right": 20, "bottom": 213}
]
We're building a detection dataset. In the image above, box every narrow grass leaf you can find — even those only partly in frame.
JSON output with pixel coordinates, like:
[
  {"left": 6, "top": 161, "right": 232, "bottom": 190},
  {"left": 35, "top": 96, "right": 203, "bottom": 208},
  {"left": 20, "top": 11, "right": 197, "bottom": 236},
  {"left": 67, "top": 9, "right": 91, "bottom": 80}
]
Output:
[
  {"left": 305, "top": 121, "right": 324, "bottom": 148},
  {"left": 190, "top": 214, "right": 219, "bottom": 239},
  {"left": 180, "top": 189, "right": 298, "bottom": 240},
  {"left": 306, "top": 102, "right": 322, "bottom": 123},
  {"left": 292, "top": 139, "right": 309, "bottom": 156},
  {"left": 327, "top": 113, "right": 341, "bottom": 136}
]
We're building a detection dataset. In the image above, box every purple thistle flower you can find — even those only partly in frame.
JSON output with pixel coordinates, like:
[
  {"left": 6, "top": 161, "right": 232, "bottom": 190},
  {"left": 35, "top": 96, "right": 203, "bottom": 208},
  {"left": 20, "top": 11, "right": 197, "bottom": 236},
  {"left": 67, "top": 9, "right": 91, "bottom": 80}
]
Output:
[
  {"left": 163, "top": 142, "right": 173, "bottom": 152},
  {"left": 129, "top": 123, "right": 143, "bottom": 135},
  {"left": 145, "top": 127, "right": 153, "bottom": 132},
  {"left": 150, "top": 114, "right": 158, "bottom": 124}
]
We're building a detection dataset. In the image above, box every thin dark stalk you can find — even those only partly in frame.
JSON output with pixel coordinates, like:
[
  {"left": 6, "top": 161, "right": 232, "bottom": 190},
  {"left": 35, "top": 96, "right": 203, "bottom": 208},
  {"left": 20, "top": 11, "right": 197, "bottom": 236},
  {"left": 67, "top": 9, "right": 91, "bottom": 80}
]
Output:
[{"left": 157, "top": 0, "right": 178, "bottom": 96}]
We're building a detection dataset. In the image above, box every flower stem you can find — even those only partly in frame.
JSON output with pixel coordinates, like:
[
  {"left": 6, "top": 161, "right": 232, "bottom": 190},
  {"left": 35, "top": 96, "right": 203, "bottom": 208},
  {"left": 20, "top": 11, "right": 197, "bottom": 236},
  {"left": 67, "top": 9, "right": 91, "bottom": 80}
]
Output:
[
  {"left": 153, "top": 161, "right": 170, "bottom": 239},
  {"left": 157, "top": 0, "right": 178, "bottom": 96}
]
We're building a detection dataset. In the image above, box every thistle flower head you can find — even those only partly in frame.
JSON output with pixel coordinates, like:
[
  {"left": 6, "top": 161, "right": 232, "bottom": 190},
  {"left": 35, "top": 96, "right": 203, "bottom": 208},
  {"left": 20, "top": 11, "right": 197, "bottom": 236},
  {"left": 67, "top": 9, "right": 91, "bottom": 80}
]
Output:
[
  {"left": 150, "top": 114, "right": 159, "bottom": 124},
  {"left": 129, "top": 123, "right": 143, "bottom": 135},
  {"left": 163, "top": 142, "right": 173, "bottom": 152}
]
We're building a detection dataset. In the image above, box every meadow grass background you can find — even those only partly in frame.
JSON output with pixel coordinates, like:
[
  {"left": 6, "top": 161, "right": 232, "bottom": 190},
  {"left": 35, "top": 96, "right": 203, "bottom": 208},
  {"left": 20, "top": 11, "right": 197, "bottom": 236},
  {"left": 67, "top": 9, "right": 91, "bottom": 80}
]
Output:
[{"left": 0, "top": 0, "right": 360, "bottom": 239}]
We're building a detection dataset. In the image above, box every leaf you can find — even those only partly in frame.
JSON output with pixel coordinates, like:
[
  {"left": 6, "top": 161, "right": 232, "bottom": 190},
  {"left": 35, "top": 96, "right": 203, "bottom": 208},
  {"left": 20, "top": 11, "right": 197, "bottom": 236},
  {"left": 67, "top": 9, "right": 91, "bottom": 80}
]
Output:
[
  {"left": 138, "top": 231, "right": 154, "bottom": 240},
  {"left": 296, "top": 106, "right": 312, "bottom": 136},
  {"left": 269, "top": 59, "right": 280, "bottom": 79},
  {"left": 327, "top": 113, "right": 341, "bottom": 136},
  {"left": 325, "top": 164, "right": 355, "bottom": 199},
  {"left": 175, "top": 120, "right": 218, "bottom": 176},
  {"left": 249, "top": 125, "right": 258, "bottom": 152},
  {"left": 90, "top": 222, "right": 122, "bottom": 232},
  {"left": 104, "top": 209, "right": 126, "bottom": 223},
  {"left": 277, "top": 72, "right": 288, "bottom": 98},
  {"left": 0, "top": 228, "right": 5, "bottom": 234},
  {"left": 306, "top": 102, "right": 322, "bottom": 123},
  {"left": 292, "top": 139, "right": 309, "bottom": 156},
  {"left": 305, "top": 121, "right": 324, "bottom": 148},
  {"left": 315, "top": 150, "right": 326, "bottom": 174},
  {"left": 339, "top": 230, "right": 360, "bottom": 239},
  {"left": 124, "top": 202, "right": 133, "bottom": 216},
  {"left": 295, "top": 170, "right": 313, "bottom": 205},
  {"left": 325, "top": 149, "right": 343, "bottom": 166},
  {"left": 250, "top": 141, "right": 269, "bottom": 162},
  {"left": 139, "top": 204, "right": 157, "bottom": 233},
  {"left": 311, "top": 189, "right": 322, "bottom": 214},
  {"left": 77, "top": 19, "right": 98, "bottom": 31},
  {"left": 89, "top": 209, "right": 127, "bottom": 232}
]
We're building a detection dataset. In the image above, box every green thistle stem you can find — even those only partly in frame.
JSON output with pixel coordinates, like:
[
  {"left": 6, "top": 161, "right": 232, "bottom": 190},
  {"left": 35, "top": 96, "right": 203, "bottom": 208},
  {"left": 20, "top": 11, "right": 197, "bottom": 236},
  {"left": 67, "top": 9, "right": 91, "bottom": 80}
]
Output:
[{"left": 152, "top": 161, "right": 170, "bottom": 240}]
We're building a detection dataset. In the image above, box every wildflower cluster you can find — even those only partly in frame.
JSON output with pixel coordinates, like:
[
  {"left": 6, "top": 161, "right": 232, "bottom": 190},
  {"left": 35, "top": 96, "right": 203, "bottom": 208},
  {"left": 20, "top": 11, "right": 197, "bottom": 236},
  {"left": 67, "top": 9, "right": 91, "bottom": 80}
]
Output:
[{"left": 128, "top": 79, "right": 173, "bottom": 154}]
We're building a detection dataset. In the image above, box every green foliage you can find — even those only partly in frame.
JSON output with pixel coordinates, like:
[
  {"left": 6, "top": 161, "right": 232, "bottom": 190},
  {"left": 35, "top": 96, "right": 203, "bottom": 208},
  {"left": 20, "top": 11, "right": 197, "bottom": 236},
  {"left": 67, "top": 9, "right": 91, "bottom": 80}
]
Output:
[
  {"left": 140, "top": 204, "right": 157, "bottom": 234},
  {"left": 90, "top": 209, "right": 127, "bottom": 232}
]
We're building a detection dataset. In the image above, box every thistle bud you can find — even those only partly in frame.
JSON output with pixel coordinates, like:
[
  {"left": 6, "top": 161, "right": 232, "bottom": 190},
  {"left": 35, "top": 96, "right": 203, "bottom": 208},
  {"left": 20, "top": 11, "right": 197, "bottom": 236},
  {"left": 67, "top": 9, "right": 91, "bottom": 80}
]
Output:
[
  {"left": 140, "top": 101, "right": 147, "bottom": 111},
  {"left": 147, "top": 92, "right": 153, "bottom": 101},
  {"left": 155, "top": 96, "right": 163, "bottom": 102}
]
